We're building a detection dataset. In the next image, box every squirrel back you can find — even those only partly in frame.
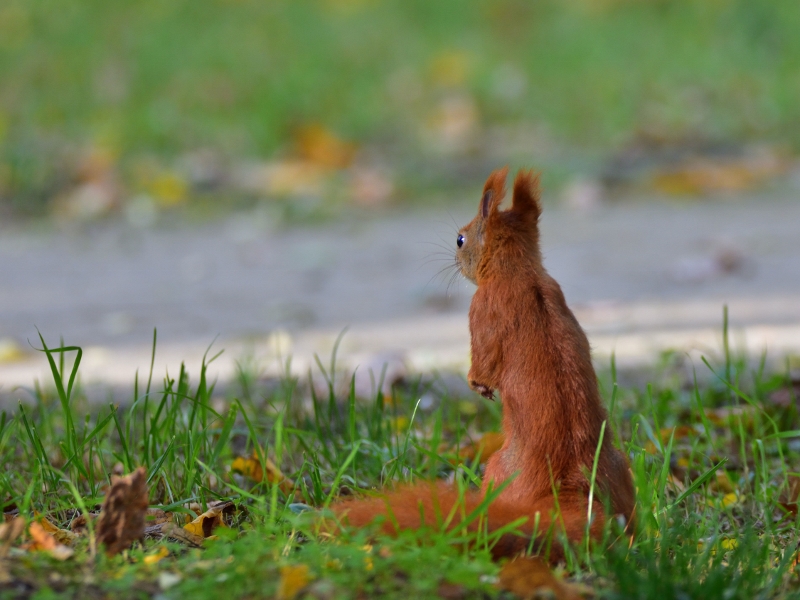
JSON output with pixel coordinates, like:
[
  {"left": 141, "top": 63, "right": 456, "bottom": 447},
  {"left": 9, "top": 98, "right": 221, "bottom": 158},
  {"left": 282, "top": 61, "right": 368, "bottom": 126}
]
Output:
[{"left": 332, "top": 168, "right": 635, "bottom": 562}]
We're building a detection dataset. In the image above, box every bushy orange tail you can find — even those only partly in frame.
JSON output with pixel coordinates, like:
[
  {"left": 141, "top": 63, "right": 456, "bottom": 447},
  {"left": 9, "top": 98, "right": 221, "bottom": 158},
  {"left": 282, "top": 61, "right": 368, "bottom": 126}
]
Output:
[{"left": 331, "top": 482, "right": 605, "bottom": 563}]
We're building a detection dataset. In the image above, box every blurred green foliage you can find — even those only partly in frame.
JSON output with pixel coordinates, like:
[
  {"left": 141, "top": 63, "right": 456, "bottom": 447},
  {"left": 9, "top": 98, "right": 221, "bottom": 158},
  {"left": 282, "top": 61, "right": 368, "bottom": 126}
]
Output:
[{"left": 1, "top": 0, "right": 799, "bottom": 215}]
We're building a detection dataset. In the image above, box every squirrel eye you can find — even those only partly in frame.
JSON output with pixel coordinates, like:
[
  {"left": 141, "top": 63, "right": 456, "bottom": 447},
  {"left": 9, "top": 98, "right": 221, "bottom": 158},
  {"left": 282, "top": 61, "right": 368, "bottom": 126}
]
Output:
[{"left": 457, "top": 234, "right": 465, "bottom": 248}]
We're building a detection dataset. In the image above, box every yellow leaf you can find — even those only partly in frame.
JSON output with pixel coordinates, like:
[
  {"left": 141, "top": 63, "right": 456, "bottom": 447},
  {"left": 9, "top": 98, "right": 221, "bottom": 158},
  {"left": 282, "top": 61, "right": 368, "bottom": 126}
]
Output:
[
  {"left": 144, "top": 545, "right": 169, "bottom": 565},
  {"left": 231, "top": 453, "right": 294, "bottom": 494},
  {"left": 714, "top": 471, "right": 736, "bottom": 494},
  {"left": 428, "top": 50, "right": 471, "bottom": 87},
  {"left": 455, "top": 432, "right": 505, "bottom": 465},
  {"left": 276, "top": 564, "right": 311, "bottom": 600},
  {"left": 721, "top": 538, "right": 738, "bottom": 551},
  {"left": 182, "top": 501, "right": 233, "bottom": 538},
  {"left": 149, "top": 171, "right": 187, "bottom": 207},
  {"left": 325, "top": 558, "right": 343, "bottom": 571},
  {"left": 0, "top": 338, "right": 25, "bottom": 363},
  {"left": 390, "top": 416, "right": 409, "bottom": 433},
  {"left": 721, "top": 493, "right": 739, "bottom": 508},
  {"left": 362, "top": 544, "right": 374, "bottom": 571}
]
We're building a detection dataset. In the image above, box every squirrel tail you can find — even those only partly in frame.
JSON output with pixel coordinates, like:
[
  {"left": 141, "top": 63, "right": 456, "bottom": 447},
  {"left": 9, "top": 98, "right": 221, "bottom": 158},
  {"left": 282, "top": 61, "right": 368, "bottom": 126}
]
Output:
[{"left": 330, "top": 482, "right": 604, "bottom": 562}]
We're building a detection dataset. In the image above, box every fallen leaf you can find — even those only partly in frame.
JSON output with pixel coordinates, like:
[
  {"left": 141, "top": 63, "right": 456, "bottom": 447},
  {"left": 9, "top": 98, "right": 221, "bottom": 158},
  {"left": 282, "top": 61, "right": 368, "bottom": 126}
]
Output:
[
  {"left": 69, "top": 513, "right": 96, "bottom": 535},
  {"left": 143, "top": 545, "right": 170, "bottom": 565},
  {"left": 143, "top": 508, "right": 174, "bottom": 537},
  {"left": 0, "top": 517, "right": 26, "bottom": 558},
  {"left": 183, "top": 501, "right": 234, "bottom": 538},
  {"left": 35, "top": 513, "right": 78, "bottom": 546},
  {"left": 231, "top": 453, "right": 295, "bottom": 494},
  {"left": 645, "top": 425, "right": 694, "bottom": 454},
  {"left": 160, "top": 522, "right": 204, "bottom": 547},
  {"left": 361, "top": 544, "right": 373, "bottom": 571},
  {"left": 721, "top": 538, "right": 738, "bottom": 551},
  {"left": 708, "top": 492, "right": 741, "bottom": 509},
  {"left": 96, "top": 466, "right": 149, "bottom": 556},
  {"left": 497, "top": 556, "right": 581, "bottom": 600},
  {"left": 0, "top": 517, "right": 24, "bottom": 583},
  {"left": 428, "top": 50, "right": 471, "bottom": 87},
  {"left": 2, "top": 501, "right": 18, "bottom": 523},
  {"left": 149, "top": 171, "right": 187, "bottom": 207},
  {"left": 277, "top": 564, "right": 312, "bottom": 600},
  {"left": 295, "top": 125, "right": 355, "bottom": 169},
  {"left": 705, "top": 405, "right": 757, "bottom": 429},
  {"left": 236, "top": 159, "right": 328, "bottom": 197},
  {"left": 455, "top": 432, "right": 505, "bottom": 465},
  {"left": 0, "top": 338, "right": 25, "bottom": 363},
  {"left": 779, "top": 475, "right": 800, "bottom": 516},
  {"left": 390, "top": 416, "right": 409, "bottom": 433},
  {"left": 713, "top": 471, "right": 736, "bottom": 495},
  {"left": 24, "top": 522, "right": 74, "bottom": 560},
  {"left": 651, "top": 154, "right": 787, "bottom": 195}
]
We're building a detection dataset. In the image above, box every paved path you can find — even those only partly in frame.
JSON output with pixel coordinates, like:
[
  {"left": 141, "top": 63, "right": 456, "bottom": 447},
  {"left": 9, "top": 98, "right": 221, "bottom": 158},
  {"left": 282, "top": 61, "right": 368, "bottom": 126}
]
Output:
[{"left": 2, "top": 192, "right": 799, "bottom": 402}]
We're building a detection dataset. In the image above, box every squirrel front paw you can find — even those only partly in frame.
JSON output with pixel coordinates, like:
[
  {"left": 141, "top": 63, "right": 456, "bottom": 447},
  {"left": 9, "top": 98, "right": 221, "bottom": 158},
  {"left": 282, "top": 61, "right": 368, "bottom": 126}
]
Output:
[{"left": 469, "top": 380, "right": 495, "bottom": 400}]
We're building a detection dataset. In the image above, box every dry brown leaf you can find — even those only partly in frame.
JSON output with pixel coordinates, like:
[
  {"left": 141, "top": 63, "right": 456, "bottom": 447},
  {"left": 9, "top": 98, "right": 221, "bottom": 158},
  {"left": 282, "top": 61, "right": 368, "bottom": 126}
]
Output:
[
  {"left": 2, "top": 501, "right": 18, "bottom": 523},
  {"left": 35, "top": 513, "right": 79, "bottom": 546},
  {"left": 231, "top": 453, "right": 295, "bottom": 494},
  {"left": 69, "top": 513, "right": 96, "bottom": 535},
  {"left": 712, "top": 470, "right": 736, "bottom": 495},
  {"left": 160, "top": 522, "right": 204, "bottom": 547},
  {"left": 780, "top": 475, "right": 800, "bottom": 516},
  {"left": 96, "top": 466, "right": 149, "bottom": 556},
  {"left": 143, "top": 508, "right": 175, "bottom": 537},
  {"left": 0, "top": 517, "right": 26, "bottom": 558},
  {"left": 183, "top": 501, "right": 234, "bottom": 539},
  {"left": 455, "top": 432, "right": 505, "bottom": 465},
  {"left": 24, "top": 522, "right": 74, "bottom": 561},
  {"left": 276, "top": 564, "right": 312, "bottom": 600},
  {"left": 497, "top": 556, "right": 582, "bottom": 600},
  {"left": 645, "top": 425, "right": 694, "bottom": 454}
]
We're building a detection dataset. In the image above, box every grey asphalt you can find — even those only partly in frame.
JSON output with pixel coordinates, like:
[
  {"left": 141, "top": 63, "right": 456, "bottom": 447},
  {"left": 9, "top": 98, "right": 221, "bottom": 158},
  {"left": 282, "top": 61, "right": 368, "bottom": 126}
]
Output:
[{"left": 1, "top": 191, "right": 799, "bottom": 398}]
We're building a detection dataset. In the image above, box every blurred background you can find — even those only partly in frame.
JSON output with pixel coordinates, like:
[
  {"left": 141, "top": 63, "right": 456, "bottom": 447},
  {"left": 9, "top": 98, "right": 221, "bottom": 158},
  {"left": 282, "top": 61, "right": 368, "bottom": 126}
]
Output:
[{"left": 1, "top": 0, "right": 800, "bottom": 397}]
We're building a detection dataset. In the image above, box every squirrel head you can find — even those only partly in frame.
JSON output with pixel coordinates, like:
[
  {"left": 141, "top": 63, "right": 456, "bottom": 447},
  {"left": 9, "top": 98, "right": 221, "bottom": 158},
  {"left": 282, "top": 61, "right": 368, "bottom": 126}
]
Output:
[{"left": 455, "top": 167, "right": 542, "bottom": 285}]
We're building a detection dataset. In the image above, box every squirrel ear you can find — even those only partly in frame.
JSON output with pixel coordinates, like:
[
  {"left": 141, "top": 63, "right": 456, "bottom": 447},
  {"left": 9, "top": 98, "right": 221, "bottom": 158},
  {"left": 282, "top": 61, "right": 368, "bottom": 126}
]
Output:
[
  {"left": 511, "top": 169, "right": 541, "bottom": 222},
  {"left": 480, "top": 167, "right": 508, "bottom": 219},
  {"left": 480, "top": 190, "right": 494, "bottom": 219}
]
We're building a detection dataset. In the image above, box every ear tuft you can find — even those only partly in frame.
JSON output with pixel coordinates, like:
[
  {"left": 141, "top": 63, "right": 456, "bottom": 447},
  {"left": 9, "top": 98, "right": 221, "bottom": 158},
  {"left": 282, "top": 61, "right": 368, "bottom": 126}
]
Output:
[
  {"left": 511, "top": 169, "right": 541, "bottom": 221},
  {"left": 480, "top": 167, "right": 508, "bottom": 219}
]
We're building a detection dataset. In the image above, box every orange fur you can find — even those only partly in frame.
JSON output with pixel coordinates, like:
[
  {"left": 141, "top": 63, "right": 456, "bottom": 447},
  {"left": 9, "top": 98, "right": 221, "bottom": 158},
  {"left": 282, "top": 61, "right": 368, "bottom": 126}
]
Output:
[{"left": 332, "top": 169, "right": 635, "bottom": 562}]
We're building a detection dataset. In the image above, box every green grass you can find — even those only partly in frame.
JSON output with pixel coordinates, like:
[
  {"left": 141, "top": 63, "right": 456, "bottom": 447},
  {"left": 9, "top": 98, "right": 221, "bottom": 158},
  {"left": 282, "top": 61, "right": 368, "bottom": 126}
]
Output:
[
  {"left": 2, "top": 0, "right": 800, "bottom": 216},
  {"left": 2, "top": 322, "right": 800, "bottom": 598}
]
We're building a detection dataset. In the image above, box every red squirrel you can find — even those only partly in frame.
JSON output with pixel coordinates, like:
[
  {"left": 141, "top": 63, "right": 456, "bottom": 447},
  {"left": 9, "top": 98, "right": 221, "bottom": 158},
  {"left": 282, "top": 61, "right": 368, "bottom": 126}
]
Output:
[{"left": 332, "top": 168, "right": 635, "bottom": 562}]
